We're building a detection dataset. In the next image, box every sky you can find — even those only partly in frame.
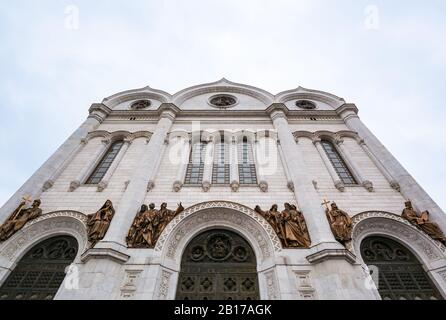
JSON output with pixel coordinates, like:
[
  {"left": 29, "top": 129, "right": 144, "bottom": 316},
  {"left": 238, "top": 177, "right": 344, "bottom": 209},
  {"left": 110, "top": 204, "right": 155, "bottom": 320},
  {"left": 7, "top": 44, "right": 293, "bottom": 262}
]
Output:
[{"left": 0, "top": 0, "right": 445, "bottom": 211}]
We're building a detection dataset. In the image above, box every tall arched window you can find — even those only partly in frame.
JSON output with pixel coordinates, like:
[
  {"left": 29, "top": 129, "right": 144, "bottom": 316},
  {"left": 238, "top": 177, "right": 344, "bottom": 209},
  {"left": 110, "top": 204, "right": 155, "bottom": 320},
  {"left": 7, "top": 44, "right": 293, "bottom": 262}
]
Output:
[
  {"left": 321, "top": 140, "right": 357, "bottom": 185},
  {"left": 238, "top": 137, "right": 257, "bottom": 185},
  {"left": 184, "top": 141, "right": 206, "bottom": 185},
  {"left": 86, "top": 140, "right": 124, "bottom": 185},
  {"left": 212, "top": 134, "right": 230, "bottom": 185}
]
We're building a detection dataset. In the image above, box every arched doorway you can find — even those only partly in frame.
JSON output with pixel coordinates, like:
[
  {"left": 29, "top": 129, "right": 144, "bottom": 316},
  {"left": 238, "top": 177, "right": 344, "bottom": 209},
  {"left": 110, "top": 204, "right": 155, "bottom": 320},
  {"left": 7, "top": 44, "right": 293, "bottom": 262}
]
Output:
[
  {"left": 0, "top": 235, "right": 78, "bottom": 300},
  {"left": 176, "top": 229, "right": 260, "bottom": 300},
  {"left": 361, "top": 236, "right": 443, "bottom": 300}
]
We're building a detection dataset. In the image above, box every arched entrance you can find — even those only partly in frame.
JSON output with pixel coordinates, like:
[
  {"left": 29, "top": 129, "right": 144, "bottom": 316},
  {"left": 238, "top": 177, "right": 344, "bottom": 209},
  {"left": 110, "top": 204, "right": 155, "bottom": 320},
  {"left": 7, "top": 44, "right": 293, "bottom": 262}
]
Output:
[
  {"left": 176, "top": 229, "right": 260, "bottom": 300},
  {"left": 0, "top": 235, "right": 78, "bottom": 300},
  {"left": 361, "top": 236, "right": 443, "bottom": 300}
]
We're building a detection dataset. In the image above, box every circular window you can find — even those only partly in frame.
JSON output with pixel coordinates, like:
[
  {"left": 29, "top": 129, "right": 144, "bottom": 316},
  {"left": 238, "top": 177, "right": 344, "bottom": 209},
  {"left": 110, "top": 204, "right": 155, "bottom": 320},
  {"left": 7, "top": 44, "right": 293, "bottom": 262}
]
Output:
[
  {"left": 209, "top": 95, "right": 237, "bottom": 108},
  {"left": 131, "top": 100, "right": 151, "bottom": 110},
  {"left": 296, "top": 100, "right": 317, "bottom": 110}
]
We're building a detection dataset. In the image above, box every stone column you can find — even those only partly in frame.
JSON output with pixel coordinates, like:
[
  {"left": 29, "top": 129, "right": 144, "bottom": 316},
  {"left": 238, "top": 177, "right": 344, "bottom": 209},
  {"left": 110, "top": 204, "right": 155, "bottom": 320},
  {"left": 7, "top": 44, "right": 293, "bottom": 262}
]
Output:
[
  {"left": 336, "top": 139, "right": 374, "bottom": 192},
  {"left": 277, "top": 142, "right": 294, "bottom": 191},
  {"left": 69, "top": 138, "right": 111, "bottom": 192},
  {"left": 97, "top": 139, "right": 132, "bottom": 192},
  {"left": 268, "top": 106, "right": 338, "bottom": 246},
  {"left": 0, "top": 103, "right": 109, "bottom": 223},
  {"left": 99, "top": 106, "right": 178, "bottom": 251},
  {"left": 147, "top": 141, "right": 168, "bottom": 192},
  {"left": 313, "top": 138, "right": 346, "bottom": 192},
  {"left": 173, "top": 136, "right": 192, "bottom": 192},
  {"left": 338, "top": 104, "right": 446, "bottom": 230},
  {"left": 253, "top": 138, "right": 269, "bottom": 193},
  {"left": 202, "top": 137, "right": 215, "bottom": 192},
  {"left": 359, "top": 140, "right": 400, "bottom": 191},
  {"left": 230, "top": 137, "right": 240, "bottom": 192}
]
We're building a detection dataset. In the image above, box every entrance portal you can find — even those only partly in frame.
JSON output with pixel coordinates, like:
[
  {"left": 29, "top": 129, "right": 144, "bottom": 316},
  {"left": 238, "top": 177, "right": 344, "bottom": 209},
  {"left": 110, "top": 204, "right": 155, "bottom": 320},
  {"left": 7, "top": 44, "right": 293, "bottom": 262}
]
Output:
[{"left": 176, "top": 229, "right": 260, "bottom": 300}]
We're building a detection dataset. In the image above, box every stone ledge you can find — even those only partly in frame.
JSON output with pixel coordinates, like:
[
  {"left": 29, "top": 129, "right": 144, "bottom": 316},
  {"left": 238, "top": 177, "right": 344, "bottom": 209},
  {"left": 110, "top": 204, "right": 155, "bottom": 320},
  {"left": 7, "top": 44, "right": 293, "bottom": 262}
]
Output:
[
  {"left": 81, "top": 248, "right": 130, "bottom": 264},
  {"left": 306, "top": 249, "right": 356, "bottom": 265}
]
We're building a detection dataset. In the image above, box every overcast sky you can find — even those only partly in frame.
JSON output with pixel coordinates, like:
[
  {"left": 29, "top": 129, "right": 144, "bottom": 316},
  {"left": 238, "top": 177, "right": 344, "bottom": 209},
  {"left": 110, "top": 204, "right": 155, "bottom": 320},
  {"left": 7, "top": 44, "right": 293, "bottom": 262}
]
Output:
[{"left": 0, "top": 0, "right": 445, "bottom": 211}]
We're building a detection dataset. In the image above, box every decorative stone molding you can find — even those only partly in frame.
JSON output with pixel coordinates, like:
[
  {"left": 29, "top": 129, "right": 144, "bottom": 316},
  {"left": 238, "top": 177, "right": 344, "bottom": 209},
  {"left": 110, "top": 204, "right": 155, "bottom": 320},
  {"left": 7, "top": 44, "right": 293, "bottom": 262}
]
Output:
[
  {"left": 69, "top": 180, "right": 81, "bottom": 192},
  {"left": 147, "top": 181, "right": 155, "bottom": 192},
  {"left": 155, "top": 201, "right": 282, "bottom": 258},
  {"left": 362, "top": 180, "right": 374, "bottom": 192},
  {"left": 294, "top": 271, "right": 316, "bottom": 300},
  {"left": 287, "top": 181, "right": 295, "bottom": 192},
  {"left": 120, "top": 270, "right": 143, "bottom": 299},
  {"left": 259, "top": 181, "right": 269, "bottom": 193},
  {"left": 349, "top": 211, "right": 446, "bottom": 263},
  {"left": 439, "top": 270, "right": 446, "bottom": 283},
  {"left": 85, "top": 130, "right": 153, "bottom": 144},
  {"left": 307, "top": 249, "right": 356, "bottom": 265},
  {"left": 97, "top": 181, "right": 108, "bottom": 192},
  {"left": 334, "top": 180, "right": 346, "bottom": 192},
  {"left": 202, "top": 181, "right": 211, "bottom": 193},
  {"left": 156, "top": 269, "right": 173, "bottom": 300},
  {"left": 172, "top": 181, "right": 183, "bottom": 193},
  {"left": 390, "top": 180, "right": 401, "bottom": 192},
  {"left": 264, "top": 270, "right": 280, "bottom": 300},
  {"left": 0, "top": 211, "right": 89, "bottom": 265},
  {"left": 81, "top": 248, "right": 130, "bottom": 264},
  {"left": 230, "top": 181, "right": 240, "bottom": 192}
]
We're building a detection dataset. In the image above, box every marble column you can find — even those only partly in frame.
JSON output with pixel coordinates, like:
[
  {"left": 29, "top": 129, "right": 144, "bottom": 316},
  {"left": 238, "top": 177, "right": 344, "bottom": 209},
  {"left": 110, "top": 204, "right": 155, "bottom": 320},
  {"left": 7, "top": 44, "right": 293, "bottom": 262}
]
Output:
[
  {"left": 69, "top": 138, "right": 111, "bottom": 192},
  {"left": 338, "top": 104, "right": 446, "bottom": 230},
  {"left": 173, "top": 136, "right": 192, "bottom": 192},
  {"left": 230, "top": 138, "right": 240, "bottom": 192},
  {"left": 336, "top": 139, "right": 374, "bottom": 192},
  {"left": 268, "top": 107, "right": 339, "bottom": 246},
  {"left": 0, "top": 104, "right": 109, "bottom": 223},
  {"left": 202, "top": 137, "right": 215, "bottom": 192},
  {"left": 99, "top": 107, "right": 178, "bottom": 251},
  {"left": 98, "top": 139, "right": 132, "bottom": 192}
]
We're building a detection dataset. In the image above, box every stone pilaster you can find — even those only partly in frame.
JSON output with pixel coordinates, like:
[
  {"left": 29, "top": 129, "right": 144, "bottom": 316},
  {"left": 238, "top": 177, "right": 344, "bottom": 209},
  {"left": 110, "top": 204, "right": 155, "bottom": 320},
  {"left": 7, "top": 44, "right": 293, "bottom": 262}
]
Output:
[
  {"left": 173, "top": 136, "right": 191, "bottom": 192},
  {"left": 96, "top": 105, "right": 179, "bottom": 253},
  {"left": 0, "top": 104, "right": 110, "bottom": 223},
  {"left": 202, "top": 137, "right": 215, "bottom": 192},
  {"left": 337, "top": 103, "right": 446, "bottom": 230},
  {"left": 267, "top": 104, "right": 340, "bottom": 247},
  {"left": 230, "top": 137, "right": 240, "bottom": 192}
]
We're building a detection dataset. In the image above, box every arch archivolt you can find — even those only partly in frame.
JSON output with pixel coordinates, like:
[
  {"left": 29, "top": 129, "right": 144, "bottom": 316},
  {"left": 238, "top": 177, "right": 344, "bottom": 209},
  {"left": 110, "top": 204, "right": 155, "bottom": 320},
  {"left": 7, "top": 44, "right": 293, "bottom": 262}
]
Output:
[
  {"left": 0, "top": 211, "right": 89, "bottom": 277},
  {"left": 85, "top": 131, "right": 153, "bottom": 144},
  {"left": 293, "top": 130, "right": 362, "bottom": 145},
  {"left": 349, "top": 211, "right": 446, "bottom": 294}
]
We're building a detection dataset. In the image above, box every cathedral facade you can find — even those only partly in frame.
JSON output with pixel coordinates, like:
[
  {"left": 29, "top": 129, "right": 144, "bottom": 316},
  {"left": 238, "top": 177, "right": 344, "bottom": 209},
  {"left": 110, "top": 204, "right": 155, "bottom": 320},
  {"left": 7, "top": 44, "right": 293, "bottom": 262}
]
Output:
[{"left": 1, "top": 79, "right": 445, "bottom": 300}]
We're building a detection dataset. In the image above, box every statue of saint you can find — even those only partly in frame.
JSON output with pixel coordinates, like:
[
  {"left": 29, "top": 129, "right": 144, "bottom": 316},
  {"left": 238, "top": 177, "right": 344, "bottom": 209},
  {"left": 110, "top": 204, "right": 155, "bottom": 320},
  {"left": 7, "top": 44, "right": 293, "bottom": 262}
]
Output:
[
  {"left": 325, "top": 202, "right": 353, "bottom": 244},
  {"left": 0, "top": 199, "right": 42, "bottom": 242},
  {"left": 87, "top": 200, "right": 115, "bottom": 247},
  {"left": 126, "top": 204, "right": 150, "bottom": 248},
  {"left": 281, "top": 203, "right": 311, "bottom": 248},
  {"left": 402, "top": 201, "right": 446, "bottom": 245},
  {"left": 156, "top": 203, "right": 185, "bottom": 240},
  {"left": 255, "top": 204, "right": 285, "bottom": 243}
]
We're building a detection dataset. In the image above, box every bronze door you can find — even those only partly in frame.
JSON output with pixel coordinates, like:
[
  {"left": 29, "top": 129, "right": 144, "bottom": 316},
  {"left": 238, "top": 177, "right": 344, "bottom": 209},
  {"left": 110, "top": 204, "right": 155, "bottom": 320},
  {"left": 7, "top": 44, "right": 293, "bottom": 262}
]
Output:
[
  {"left": 176, "top": 229, "right": 260, "bottom": 300},
  {"left": 361, "top": 236, "right": 443, "bottom": 300},
  {"left": 0, "top": 236, "right": 78, "bottom": 300}
]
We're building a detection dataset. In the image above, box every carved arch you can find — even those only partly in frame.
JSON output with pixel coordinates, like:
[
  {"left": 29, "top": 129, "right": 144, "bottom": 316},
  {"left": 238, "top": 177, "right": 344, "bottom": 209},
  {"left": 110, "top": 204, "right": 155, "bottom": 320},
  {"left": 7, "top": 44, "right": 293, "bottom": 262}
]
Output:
[{"left": 0, "top": 211, "right": 89, "bottom": 285}]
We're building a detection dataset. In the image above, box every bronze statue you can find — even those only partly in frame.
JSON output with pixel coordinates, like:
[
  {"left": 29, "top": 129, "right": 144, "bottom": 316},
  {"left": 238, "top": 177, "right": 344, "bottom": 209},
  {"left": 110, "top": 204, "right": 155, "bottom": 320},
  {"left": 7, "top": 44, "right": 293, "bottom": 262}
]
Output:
[
  {"left": 156, "top": 202, "right": 184, "bottom": 240},
  {"left": 325, "top": 202, "right": 353, "bottom": 245},
  {"left": 255, "top": 204, "right": 311, "bottom": 248},
  {"left": 0, "top": 198, "right": 42, "bottom": 242},
  {"left": 127, "top": 203, "right": 184, "bottom": 248},
  {"left": 87, "top": 200, "right": 115, "bottom": 247},
  {"left": 402, "top": 201, "right": 446, "bottom": 245}
]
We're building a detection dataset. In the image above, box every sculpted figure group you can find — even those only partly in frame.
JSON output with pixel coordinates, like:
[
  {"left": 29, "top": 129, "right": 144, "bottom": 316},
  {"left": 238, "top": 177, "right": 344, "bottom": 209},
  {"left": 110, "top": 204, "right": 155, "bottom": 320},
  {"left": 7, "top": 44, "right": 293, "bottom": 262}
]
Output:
[
  {"left": 255, "top": 203, "right": 311, "bottom": 248},
  {"left": 127, "top": 202, "right": 184, "bottom": 248},
  {"left": 402, "top": 201, "right": 446, "bottom": 245}
]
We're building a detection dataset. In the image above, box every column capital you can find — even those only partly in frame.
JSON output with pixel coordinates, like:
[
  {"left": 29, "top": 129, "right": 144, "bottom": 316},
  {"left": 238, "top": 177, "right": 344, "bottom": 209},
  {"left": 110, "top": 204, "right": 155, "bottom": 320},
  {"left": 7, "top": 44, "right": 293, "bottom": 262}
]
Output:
[
  {"left": 266, "top": 103, "right": 289, "bottom": 121},
  {"left": 88, "top": 103, "right": 112, "bottom": 123},
  {"left": 158, "top": 103, "right": 181, "bottom": 121},
  {"left": 336, "top": 103, "right": 359, "bottom": 121}
]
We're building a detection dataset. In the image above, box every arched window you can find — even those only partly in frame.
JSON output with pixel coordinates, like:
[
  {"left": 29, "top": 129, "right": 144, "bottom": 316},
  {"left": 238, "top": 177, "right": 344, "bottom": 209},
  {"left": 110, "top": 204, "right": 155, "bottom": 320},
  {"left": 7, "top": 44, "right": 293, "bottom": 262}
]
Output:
[
  {"left": 320, "top": 140, "right": 357, "bottom": 185},
  {"left": 86, "top": 140, "right": 124, "bottom": 185},
  {"left": 0, "top": 236, "right": 79, "bottom": 300},
  {"left": 361, "top": 236, "right": 443, "bottom": 300},
  {"left": 238, "top": 137, "right": 257, "bottom": 185},
  {"left": 212, "top": 134, "right": 230, "bottom": 185},
  {"left": 184, "top": 141, "right": 206, "bottom": 185}
]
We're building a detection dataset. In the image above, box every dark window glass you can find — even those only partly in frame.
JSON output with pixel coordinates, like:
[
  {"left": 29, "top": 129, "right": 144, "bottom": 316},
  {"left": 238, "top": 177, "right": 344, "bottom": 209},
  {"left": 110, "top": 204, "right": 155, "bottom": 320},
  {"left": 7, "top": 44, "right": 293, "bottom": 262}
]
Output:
[
  {"left": 238, "top": 137, "right": 257, "bottom": 185},
  {"left": 321, "top": 140, "right": 357, "bottom": 185},
  {"left": 212, "top": 137, "right": 230, "bottom": 185},
  {"left": 85, "top": 141, "right": 124, "bottom": 185},
  {"left": 185, "top": 142, "right": 206, "bottom": 185}
]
